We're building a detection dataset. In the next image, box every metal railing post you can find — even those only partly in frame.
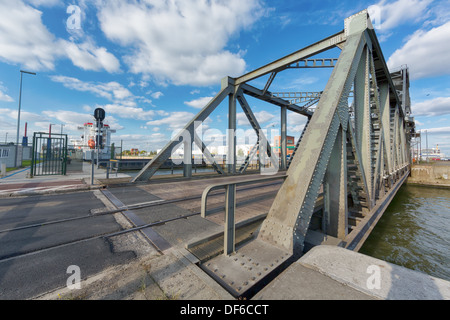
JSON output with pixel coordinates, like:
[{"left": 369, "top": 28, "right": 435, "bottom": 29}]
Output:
[
  {"left": 30, "top": 133, "right": 35, "bottom": 178},
  {"left": 63, "top": 134, "right": 68, "bottom": 175},
  {"left": 200, "top": 174, "right": 287, "bottom": 256},
  {"left": 224, "top": 184, "right": 236, "bottom": 255}
]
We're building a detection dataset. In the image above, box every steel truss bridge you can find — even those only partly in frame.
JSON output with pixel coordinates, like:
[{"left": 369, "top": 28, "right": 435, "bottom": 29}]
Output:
[{"left": 131, "top": 10, "right": 416, "bottom": 297}]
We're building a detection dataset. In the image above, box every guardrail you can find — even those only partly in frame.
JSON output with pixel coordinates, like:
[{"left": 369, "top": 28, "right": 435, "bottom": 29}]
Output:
[{"left": 201, "top": 175, "right": 287, "bottom": 255}]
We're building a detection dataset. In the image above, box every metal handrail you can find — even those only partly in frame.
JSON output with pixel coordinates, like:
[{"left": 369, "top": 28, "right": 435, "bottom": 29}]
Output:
[{"left": 201, "top": 174, "right": 287, "bottom": 255}]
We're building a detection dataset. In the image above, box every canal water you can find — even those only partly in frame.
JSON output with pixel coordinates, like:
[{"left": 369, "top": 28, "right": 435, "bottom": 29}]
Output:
[{"left": 360, "top": 184, "right": 450, "bottom": 282}]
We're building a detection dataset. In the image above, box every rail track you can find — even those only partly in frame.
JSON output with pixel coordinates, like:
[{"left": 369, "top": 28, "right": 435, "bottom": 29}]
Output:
[{"left": 0, "top": 181, "right": 282, "bottom": 262}]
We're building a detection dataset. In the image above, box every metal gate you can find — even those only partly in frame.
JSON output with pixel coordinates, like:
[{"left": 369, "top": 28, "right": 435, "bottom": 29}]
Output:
[{"left": 30, "top": 132, "right": 68, "bottom": 177}]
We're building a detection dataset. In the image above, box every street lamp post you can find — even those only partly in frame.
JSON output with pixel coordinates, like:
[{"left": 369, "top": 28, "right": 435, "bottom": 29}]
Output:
[
  {"left": 49, "top": 123, "right": 55, "bottom": 138},
  {"left": 16, "top": 70, "right": 36, "bottom": 167},
  {"left": 47, "top": 123, "right": 56, "bottom": 159}
]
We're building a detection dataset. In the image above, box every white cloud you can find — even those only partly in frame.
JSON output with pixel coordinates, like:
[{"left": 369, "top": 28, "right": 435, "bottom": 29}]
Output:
[
  {"left": 412, "top": 97, "right": 450, "bottom": 117},
  {"left": 100, "top": 104, "right": 157, "bottom": 121},
  {"left": 62, "top": 39, "right": 120, "bottom": 73},
  {"left": 0, "top": 84, "right": 13, "bottom": 102},
  {"left": 41, "top": 109, "right": 125, "bottom": 132},
  {"left": 368, "top": 0, "right": 432, "bottom": 31},
  {"left": 0, "top": 108, "right": 16, "bottom": 118},
  {"left": 42, "top": 110, "right": 89, "bottom": 121},
  {"left": 425, "top": 127, "right": 450, "bottom": 134},
  {"left": 96, "top": 0, "right": 265, "bottom": 86},
  {"left": 237, "top": 110, "right": 276, "bottom": 126},
  {"left": 50, "top": 76, "right": 136, "bottom": 103},
  {"left": 1, "top": 107, "right": 52, "bottom": 138},
  {"left": 279, "top": 15, "right": 292, "bottom": 29},
  {"left": 235, "top": 109, "right": 308, "bottom": 136},
  {"left": 0, "top": 92, "right": 13, "bottom": 102},
  {"left": 111, "top": 133, "right": 168, "bottom": 151},
  {"left": 0, "top": 108, "right": 49, "bottom": 122},
  {"left": 0, "top": 1, "right": 120, "bottom": 73},
  {"left": 184, "top": 97, "right": 214, "bottom": 109},
  {"left": 52, "top": 75, "right": 157, "bottom": 109},
  {"left": 82, "top": 105, "right": 92, "bottom": 112},
  {"left": 387, "top": 22, "right": 450, "bottom": 79},
  {"left": 423, "top": 0, "right": 450, "bottom": 27},
  {"left": 42, "top": 110, "right": 92, "bottom": 129},
  {"left": 146, "top": 111, "right": 195, "bottom": 131},
  {"left": 0, "top": 0, "right": 60, "bottom": 70},
  {"left": 151, "top": 91, "right": 164, "bottom": 99},
  {"left": 139, "top": 81, "right": 149, "bottom": 88},
  {"left": 0, "top": 106, "right": 124, "bottom": 137},
  {"left": 50, "top": 75, "right": 165, "bottom": 122},
  {"left": 283, "top": 112, "right": 308, "bottom": 135},
  {"left": 104, "top": 115, "right": 124, "bottom": 131},
  {"left": 25, "top": 0, "right": 63, "bottom": 7}
]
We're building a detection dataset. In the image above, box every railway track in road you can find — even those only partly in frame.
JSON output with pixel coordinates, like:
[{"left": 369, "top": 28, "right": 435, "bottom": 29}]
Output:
[{"left": 0, "top": 181, "right": 282, "bottom": 262}]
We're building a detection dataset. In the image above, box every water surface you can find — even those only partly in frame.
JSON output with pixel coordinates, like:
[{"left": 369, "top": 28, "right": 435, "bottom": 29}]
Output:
[{"left": 360, "top": 184, "right": 450, "bottom": 281}]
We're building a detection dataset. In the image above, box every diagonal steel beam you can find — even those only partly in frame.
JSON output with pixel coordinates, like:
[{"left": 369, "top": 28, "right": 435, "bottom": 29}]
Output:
[
  {"left": 241, "top": 83, "right": 313, "bottom": 117},
  {"left": 132, "top": 85, "right": 232, "bottom": 182},
  {"left": 262, "top": 72, "right": 277, "bottom": 95},
  {"left": 238, "top": 141, "right": 259, "bottom": 173},
  {"left": 368, "top": 51, "right": 384, "bottom": 201},
  {"left": 366, "top": 29, "right": 403, "bottom": 116},
  {"left": 193, "top": 131, "right": 225, "bottom": 175},
  {"left": 235, "top": 31, "right": 347, "bottom": 85},
  {"left": 236, "top": 92, "right": 279, "bottom": 169},
  {"left": 379, "top": 83, "right": 392, "bottom": 175},
  {"left": 353, "top": 46, "right": 373, "bottom": 207}
]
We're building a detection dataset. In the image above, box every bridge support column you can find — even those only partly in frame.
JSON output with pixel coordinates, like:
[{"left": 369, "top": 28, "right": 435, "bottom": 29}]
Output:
[
  {"left": 281, "top": 106, "right": 287, "bottom": 170},
  {"left": 183, "top": 128, "right": 193, "bottom": 178},
  {"left": 227, "top": 79, "right": 237, "bottom": 174}
]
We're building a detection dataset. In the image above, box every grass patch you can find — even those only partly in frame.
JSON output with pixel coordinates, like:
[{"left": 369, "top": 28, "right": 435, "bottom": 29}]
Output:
[{"left": 4, "top": 159, "right": 40, "bottom": 172}]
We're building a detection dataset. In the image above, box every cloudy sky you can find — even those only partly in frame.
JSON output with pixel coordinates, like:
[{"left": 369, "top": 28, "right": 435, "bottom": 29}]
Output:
[{"left": 0, "top": 0, "right": 449, "bottom": 156}]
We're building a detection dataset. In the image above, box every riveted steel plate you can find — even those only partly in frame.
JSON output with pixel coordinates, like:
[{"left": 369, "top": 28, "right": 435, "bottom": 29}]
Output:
[{"left": 200, "top": 238, "right": 292, "bottom": 298}]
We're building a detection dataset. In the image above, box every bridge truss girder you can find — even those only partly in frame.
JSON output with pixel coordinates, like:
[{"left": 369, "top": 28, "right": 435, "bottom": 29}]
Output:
[
  {"left": 130, "top": 9, "right": 415, "bottom": 298},
  {"left": 131, "top": 21, "right": 348, "bottom": 183},
  {"left": 258, "top": 10, "right": 414, "bottom": 255},
  {"left": 132, "top": 9, "right": 414, "bottom": 259}
]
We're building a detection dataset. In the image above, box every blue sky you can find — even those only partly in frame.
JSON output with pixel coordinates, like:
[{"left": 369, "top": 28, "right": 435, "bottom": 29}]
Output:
[{"left": 0, "top": 0, "right": 449, "bottom": 156}]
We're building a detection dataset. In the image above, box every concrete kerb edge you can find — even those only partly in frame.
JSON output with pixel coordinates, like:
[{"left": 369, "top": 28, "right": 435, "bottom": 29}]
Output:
[
  {"left": 0, "top": 183, "right": 105, "bottom": 198},
  {"left": 298, "top": 245, "right": 450, "bottom": 300}
]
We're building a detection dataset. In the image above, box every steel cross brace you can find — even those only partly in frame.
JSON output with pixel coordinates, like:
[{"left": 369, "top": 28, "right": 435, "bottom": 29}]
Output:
[
  {"left": 132, "top": 85, "right": 232, "bottom": 182},
  {"left": 236, "top": 92, "right": 279, "bottom": 172}
]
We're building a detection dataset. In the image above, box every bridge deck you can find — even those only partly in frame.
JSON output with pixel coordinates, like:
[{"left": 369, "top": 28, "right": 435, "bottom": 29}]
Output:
[
  {"left": 104, "top": 173, "right": 288, "bottom": 251},
  {"left": 102, "top": 172, "right": 332, "bottom": 298}
]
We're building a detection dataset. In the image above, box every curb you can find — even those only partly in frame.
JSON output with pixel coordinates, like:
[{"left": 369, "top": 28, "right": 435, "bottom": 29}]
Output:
[{"left": 0, "top": 183, "right": 105, "bottom": 198}]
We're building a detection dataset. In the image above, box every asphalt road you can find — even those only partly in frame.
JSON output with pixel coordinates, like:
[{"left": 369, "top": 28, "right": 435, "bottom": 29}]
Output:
[{"left": 0, "top": 191, "right": 139, "bottom": 299}]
